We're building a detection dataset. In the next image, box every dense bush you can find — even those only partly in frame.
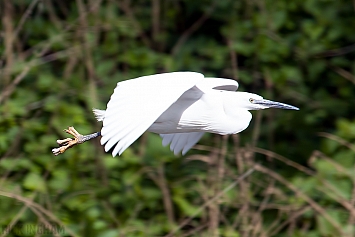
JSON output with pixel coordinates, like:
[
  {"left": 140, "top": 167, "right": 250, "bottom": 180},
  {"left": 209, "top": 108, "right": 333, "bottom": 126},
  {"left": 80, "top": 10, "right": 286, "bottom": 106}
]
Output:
[{"left": 0, "top": 0, "right": 355, "bottom": 236}]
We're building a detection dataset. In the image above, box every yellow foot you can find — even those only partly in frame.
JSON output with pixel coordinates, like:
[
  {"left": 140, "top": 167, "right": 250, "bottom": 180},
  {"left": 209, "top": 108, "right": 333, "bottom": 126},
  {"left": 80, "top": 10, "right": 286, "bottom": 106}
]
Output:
[{"left": 52, "top": 126, "right": 84, "bottom": 156}]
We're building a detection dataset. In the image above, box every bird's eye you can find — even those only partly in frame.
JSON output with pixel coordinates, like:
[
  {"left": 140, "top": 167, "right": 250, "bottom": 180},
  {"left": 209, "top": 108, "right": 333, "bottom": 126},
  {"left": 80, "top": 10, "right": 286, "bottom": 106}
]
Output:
[{"left": 249, "top": 98, "right": 255, "bottom": 103}]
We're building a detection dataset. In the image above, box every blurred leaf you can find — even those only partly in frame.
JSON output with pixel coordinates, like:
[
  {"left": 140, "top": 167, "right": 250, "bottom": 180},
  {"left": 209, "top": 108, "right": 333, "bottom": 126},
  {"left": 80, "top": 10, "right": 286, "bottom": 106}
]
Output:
[
  {"left": 23, "top": 173, "right": 46, "bottom": 193},
  {"left": 173, "top": 196, "right": 200, "bottom": 216}
]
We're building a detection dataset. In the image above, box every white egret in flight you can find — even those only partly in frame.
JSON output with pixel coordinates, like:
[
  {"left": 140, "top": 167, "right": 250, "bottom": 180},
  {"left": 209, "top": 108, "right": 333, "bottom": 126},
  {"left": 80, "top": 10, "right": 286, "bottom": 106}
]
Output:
[{"left": 52, "top": 72, "right": 298, "bottom": 156}]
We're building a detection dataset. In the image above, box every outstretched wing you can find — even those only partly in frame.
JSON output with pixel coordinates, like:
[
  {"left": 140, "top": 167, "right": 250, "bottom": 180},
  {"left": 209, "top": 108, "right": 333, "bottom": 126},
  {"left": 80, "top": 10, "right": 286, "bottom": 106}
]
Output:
[
  {"left": 101, "top": 72, "right": 204, "bottom": 156},
  {"left": 160, "top": 132, "right": 205, "bottom": 155},
  {"left": 156, "top": 77, "right": 238, "bottom": 156}
]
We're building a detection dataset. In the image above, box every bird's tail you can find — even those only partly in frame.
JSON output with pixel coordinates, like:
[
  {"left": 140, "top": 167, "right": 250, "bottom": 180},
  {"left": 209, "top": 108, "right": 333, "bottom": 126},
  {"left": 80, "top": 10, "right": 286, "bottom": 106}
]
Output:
[{"left": 92, "top": 108, "right": 106, "bottom": 121}]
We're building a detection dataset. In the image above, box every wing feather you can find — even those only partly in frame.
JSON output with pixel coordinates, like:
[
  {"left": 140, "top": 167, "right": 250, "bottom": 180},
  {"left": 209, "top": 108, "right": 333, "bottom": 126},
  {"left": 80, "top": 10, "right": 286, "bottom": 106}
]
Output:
[
  {"left": 170, "top": 134, "right": 182, "bottom": 154},
  {"left": 160, "top": 132, "right": 205, "bottom": 155},
  {"left": 172, "top": 134, "right": 187, "bottom": 155},
  {"left": 103, "top": 124, "right": 132, "bottom": 152},
  {"left": 162, "top": 134, "right": 174, "bottom": 146},
  {"left": 101, "top": 72, "right": 204, "bottom": 156},
  {"left": 112, "top": 121, "right": 148, "bottom": 156},
  {"left": 183, "top": 132, "right": 205, "bottom": 155}
]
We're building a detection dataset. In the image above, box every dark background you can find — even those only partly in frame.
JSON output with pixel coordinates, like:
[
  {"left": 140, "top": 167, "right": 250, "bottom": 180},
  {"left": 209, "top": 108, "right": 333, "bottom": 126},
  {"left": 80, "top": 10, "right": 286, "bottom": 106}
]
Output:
[{"left": 0, "top": 0, "right": 355, "bottom": 236}]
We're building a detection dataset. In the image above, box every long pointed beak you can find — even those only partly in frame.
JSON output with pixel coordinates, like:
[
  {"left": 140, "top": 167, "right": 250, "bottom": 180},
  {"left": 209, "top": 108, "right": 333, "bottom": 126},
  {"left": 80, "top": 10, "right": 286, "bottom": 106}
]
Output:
[{"left": 254, "top": 99, "right": 299, "bottom": 110}]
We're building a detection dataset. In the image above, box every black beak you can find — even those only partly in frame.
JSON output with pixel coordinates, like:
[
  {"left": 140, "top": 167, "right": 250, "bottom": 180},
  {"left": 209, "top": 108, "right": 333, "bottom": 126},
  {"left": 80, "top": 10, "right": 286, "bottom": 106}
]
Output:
[{"left": 254, "top": 99, "right": 299, "bottom": 110}]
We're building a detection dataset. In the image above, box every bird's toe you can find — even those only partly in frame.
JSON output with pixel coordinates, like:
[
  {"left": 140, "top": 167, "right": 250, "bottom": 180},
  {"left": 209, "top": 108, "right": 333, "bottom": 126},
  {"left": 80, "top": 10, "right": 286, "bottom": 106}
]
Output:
[
  {"left": 56, "top": 138, "right": 73, "bottom": 146},
  {"left": 52, "top": 147, "right": 63, "bottom": 156},
  {"left": 65, "top": 126, "right": 82, "bottom": 137},
  {"left": 52, "top": 126, "right": 82, "bottom": 155}
]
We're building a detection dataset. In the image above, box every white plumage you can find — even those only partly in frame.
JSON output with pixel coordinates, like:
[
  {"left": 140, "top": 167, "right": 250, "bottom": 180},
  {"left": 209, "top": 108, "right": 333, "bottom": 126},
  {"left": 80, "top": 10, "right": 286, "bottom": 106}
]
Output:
[
  {"left": 160, "top": 132, "right": 205, "bottom": 155},
  {"left": 94, "top": 72, "right": 299, "bottom": 157}
]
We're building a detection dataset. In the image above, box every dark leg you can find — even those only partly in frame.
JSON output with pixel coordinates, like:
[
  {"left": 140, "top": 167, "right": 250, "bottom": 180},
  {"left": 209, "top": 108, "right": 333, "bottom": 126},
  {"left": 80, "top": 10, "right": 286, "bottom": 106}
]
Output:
[{"left": 52, "top": 126, "right": 101, "bottom": 155}]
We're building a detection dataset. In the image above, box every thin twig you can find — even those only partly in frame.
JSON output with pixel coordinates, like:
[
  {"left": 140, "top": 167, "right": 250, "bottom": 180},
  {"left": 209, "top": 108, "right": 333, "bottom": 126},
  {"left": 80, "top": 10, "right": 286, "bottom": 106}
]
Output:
[
  {"left": 28, "top": 206, "right": 61, "bottom": 237},
  {"left": 328, "top": 64, "right": 355, "bottom": 85},
  {"left": 165, "top": 168, "right": 255, "bottom": 237},
  {"left": 249, "top": 147, "right": 315, "bottom": 175},
  {"left": 0, "top": 196, "right": 35, "bottom": 237},
  {"left": 318, "top": 132, "right": 355, "bottom": 153},
  {"left": 268, "top": 206, "right": 311, "bottom": 236},
  {"left": 227, "top": 38, "right": 239, "bottom": 80},
  {"left": 119, "top": 0, "right": 151, "bottom": 47},
  {"left": 152, "top": 0, "right": 160, "bottom": 42},
  {"left": 0, "top": 67, "right": 30, "bottom": 104},
  {"left": 250, "top": 179, "right": 275, "bottom": 237},
  {"left": 2, "top": 0, "right": 15, "bottom": 84},
  {"left": 310, "top": 151, "right": 355, "bottom": 219},
  {"left": 313, "top": 43, "right": 355, "bottom": 58},
  {"left": 13, "top": 0, "right": 41, "bottom": 40},
  {"left": 101, "top": 201, "right": 123, "bottom": 231},
  {"left": 147, "top": 165, "right": 175, "bottom": 225},
  {"left": 0, "top": 190, "right": 78, "bottom": 237},
  {"left": 253, "top": 147, "right": 355, "bottom": 218},
  {"left": 180, "top": 223, "right": 208, "bottom": 237},
  {"left": 0, "top": 0, "right": 104, "bottom": 101},
  {"left": 208, "top": 135, "right": 221, "bottom": 236},
  {"left": 171, "top": 1, "right": 217, "bottom": 55},
  {"left": 310, "top": 150, "right": 352, "bottom": 177},
  {"left": 0, "top": 44, "right": 85, "bottom": 104},
  {"left": 255, "top": 164, "right": 344, "bottom": 236},
  {"left": 44, "top": 0, "right": 63, "bottom": 29}
]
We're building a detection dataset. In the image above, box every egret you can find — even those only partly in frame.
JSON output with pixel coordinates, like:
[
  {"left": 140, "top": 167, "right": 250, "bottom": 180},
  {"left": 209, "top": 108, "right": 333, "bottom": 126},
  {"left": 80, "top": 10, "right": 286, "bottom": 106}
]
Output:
[{"left": 52, "top": 72, "right": 298, "bottom": 157}]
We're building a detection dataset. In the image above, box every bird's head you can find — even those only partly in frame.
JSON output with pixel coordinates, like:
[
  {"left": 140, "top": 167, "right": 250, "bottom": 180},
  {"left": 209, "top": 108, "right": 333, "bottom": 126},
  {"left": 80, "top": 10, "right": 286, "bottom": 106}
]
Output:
[{"left": 234, "top": 92, "right": 299, "bottom": 111}]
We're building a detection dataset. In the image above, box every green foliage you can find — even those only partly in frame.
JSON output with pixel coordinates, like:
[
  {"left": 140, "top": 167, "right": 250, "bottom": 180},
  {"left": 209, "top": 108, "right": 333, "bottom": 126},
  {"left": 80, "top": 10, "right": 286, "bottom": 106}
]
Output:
[{"left": 1, "top": 0, "right": 355, "bottom": 236}]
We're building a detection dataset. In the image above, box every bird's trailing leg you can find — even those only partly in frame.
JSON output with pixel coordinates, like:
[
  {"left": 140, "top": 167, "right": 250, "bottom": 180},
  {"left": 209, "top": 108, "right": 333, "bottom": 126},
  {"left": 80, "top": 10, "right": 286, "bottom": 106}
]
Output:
[{"left": 52, "top": 126, "right": 101, "bottom": 156}]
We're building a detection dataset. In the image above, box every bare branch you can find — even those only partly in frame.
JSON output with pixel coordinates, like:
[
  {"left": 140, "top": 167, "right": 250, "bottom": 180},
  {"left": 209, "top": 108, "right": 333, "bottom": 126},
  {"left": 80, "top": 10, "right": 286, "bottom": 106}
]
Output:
[
  {"left": 119, "top": 0, "right": 151, "bottom": 47},
  {"left": 0, "top": 67, "right": 30, "bottom": 104},
  {"left": 152, "top": 0, "right": 160, "bottom": 41},
  {"left": 329, "top": 64, "right": 355, "bottom": 85},
  {"left": 165, "top": 168, "right": 255, "bottom": 237},
  {"left": 0, "top": 190, "right": 78, "bottom": 237},
  {"left": 13, "top": 0, "right": 41, "bottom": 39},
  {"left": 255, "top": 164, "right": 344, "bottom": 236}
]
